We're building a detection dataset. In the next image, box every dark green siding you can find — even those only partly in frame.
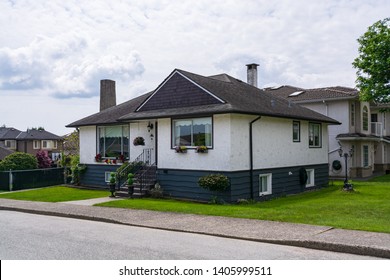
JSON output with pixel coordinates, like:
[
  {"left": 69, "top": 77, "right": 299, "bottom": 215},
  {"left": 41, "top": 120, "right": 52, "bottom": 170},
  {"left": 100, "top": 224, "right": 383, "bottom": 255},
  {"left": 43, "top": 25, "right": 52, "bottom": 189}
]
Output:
[
  {"left": 157, "top": 164, "right": 329, "bottom": 202},
  {"left": 80, "top": 164, "right": 118, "bottom": 188},
  {"left": 79, "top": 163, "right": 329, "bottom": 202}
]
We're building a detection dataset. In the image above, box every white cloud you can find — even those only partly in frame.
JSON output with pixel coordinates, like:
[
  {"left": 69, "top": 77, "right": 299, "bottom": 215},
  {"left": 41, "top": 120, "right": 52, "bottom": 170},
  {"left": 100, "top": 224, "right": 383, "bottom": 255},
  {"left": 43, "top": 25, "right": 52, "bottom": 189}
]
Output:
[{"left": 0, "top": 33, "right": 144, "bottom": 98}]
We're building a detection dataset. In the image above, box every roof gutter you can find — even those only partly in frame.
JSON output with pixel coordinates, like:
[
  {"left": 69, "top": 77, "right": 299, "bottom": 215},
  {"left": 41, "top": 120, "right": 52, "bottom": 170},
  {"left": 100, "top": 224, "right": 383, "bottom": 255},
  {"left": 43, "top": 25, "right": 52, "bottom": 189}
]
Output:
[
  {"left": 292, "top": 96, "right": 358, "bottom": 104},
  {"left": 249, "top": 116, "right": 261, "bottom": 200}
]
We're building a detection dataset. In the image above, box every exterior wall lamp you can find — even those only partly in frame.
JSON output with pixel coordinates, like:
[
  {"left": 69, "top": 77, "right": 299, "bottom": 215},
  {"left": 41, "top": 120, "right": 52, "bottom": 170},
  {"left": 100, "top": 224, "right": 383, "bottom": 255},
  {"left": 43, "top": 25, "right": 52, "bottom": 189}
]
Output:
[{"left": 147, "top": 122, "right": 154, "bottom": 132}]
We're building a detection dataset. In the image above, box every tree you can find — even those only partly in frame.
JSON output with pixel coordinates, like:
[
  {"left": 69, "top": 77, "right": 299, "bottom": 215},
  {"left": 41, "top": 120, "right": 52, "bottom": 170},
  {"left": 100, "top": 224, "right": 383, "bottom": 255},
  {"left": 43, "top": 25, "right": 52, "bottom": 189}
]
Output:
[
  {"left": 36, "top": 150, "right": 53, "bottom": 168},
  {"left": 0, "top": 152, "right": 38, "bottom": 171},
  {"left": 63, "top": 129, "right": 79, "bottom": 155},
  {"left": 352, "top": 18, "right": 390, "bottom": 103}
]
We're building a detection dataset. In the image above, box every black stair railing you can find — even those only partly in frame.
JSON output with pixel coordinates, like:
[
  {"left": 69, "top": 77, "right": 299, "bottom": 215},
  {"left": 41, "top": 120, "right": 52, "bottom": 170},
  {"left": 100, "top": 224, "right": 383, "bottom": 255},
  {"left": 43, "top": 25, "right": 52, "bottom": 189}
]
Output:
[
  {"left": 116, "top": 148, "right": 155, "bottom": 194},
  {"left": 138, "top": 163, "right": 157, "bottom": 194}
]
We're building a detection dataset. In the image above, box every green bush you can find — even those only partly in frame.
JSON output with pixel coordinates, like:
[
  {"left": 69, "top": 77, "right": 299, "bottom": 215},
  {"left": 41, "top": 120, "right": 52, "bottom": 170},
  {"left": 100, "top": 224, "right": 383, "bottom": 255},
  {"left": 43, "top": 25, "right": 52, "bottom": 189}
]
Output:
[
  {"left": 109, "top": 172, "right": 116, "bottom": 184},
  {"left": 198, "top": 174, "right": 229, "bottom": 192},
  {"left": 149, "top": 183, "right": 164, "bottom": 198},
  {"left": 0, "top": 152, "right": 38, "bottom": 171}
]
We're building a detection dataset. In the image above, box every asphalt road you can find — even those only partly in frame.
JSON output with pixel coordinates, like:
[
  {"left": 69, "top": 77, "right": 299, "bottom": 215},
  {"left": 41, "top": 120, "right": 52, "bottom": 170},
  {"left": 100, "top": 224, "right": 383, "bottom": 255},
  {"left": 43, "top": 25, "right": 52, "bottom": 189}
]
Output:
[{"left": 0, "top": 211, "right": 380, "bottom": 260}]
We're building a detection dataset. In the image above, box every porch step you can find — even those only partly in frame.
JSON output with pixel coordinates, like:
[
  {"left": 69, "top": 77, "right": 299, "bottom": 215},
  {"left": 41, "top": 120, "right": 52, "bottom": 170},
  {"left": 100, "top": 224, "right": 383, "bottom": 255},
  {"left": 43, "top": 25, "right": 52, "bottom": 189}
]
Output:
[{"left": 115, "top": 183, "right": 154, "bottom": 198}]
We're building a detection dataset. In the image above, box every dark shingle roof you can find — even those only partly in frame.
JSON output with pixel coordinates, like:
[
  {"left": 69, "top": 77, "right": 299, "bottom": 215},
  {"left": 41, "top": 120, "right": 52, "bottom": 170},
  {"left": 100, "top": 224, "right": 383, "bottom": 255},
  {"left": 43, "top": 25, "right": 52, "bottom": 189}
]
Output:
[
  {"left": 16, "top": 129, "right": 62, "bottom": 140},
  {"left": 0, "top": 146, "right": 14, "bottom": 160},
  {"left": 68, "top": 69, "right": 340, "bottom": 127},
  {"left": 264, "top": 85, "right": 359, "bottom": 103},
  {"left": 66, "top": 92, "right": 153, "bottom": 127},
  {"left": 0, "top": 127, "right": 22, "bottom": 140}
]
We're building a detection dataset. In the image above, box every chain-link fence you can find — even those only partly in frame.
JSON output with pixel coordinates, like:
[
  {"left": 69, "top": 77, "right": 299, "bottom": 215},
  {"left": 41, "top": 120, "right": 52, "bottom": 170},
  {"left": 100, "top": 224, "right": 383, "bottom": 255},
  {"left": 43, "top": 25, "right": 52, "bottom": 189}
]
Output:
[{"left": 0, "top": 167, "right": 65, "bottom": 191}]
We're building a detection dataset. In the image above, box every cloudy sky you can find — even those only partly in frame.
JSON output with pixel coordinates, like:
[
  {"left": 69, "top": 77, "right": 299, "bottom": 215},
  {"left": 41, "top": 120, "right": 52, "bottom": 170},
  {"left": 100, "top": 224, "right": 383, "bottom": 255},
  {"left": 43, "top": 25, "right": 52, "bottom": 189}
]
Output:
[{"left": 1, "top": 0, "right": 389, "bottom": 135}]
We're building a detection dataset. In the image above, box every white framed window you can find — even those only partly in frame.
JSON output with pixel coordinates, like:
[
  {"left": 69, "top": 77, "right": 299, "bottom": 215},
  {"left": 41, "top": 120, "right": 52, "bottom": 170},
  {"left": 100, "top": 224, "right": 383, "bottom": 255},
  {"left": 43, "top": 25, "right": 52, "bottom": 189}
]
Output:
[
  {"left": 350, "top": 102, "right": 355, "bottom": 126},
  {"left": 362, "top": 106, "right": 369, "bottom": 131},
  {"left": 363, "top": 145, "right": 369, "bottom": 167},
  {"left": 33, "top": 140, "right": 40, "bottom": 149},
  {"left": 104, "top": 172, "right": 112, "bottom": 183},
  {"left": 53, "top": 141, "right": 57, "bottom": 149},
  {"left": 98, "top": 125, "right": 129, "bottom": 159},
  {"left": 42, "top": 140, "right": 48, "bottom": 149},
  {"left": 306, "top": 169, "right": 315, "bottom": 187},
  {"left": 5, "top": 140, "right": 16, "bottom": 149},
  {"left": 293, "top": 121, "right": 300, "bottom": 142},
  {"left": 172, "top": 117, "right": 212, "bottom": 148},
  {"left": 309, "top": 123, "right": 321, "bottom": 148},
  {"left": 259, "top": 173, "right": 272, "bottom": 195}
]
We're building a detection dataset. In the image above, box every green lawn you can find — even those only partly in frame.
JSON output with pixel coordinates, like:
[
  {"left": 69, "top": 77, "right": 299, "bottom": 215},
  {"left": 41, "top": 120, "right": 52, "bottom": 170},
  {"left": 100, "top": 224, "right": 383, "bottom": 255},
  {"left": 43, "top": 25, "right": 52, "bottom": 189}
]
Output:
[
  {"left": 97, "top": 175, "right": 390, "bottom": 233},
  {"left": 0, "top": 176, "right": 389, "bottom": 233},
  {"left": 0, "top": 186, "right": 109, "bottom": 202}
]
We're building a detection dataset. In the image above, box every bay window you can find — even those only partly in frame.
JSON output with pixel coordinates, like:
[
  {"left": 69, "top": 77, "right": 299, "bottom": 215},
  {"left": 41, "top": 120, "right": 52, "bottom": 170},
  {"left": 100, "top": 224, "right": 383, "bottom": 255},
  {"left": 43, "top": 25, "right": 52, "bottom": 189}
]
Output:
[{"left": 98, "top": 125, "right": 129, "bottom": 158}]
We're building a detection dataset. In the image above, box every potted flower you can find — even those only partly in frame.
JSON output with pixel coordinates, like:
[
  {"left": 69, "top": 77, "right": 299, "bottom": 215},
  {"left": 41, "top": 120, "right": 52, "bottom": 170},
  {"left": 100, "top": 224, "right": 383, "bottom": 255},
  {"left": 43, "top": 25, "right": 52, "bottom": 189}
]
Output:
[
  {"left": 133, "top": 136, "right": 145, "bottom": 146},
  {"left": 108, "top": 172, "right": 116, "bottom": 197},
  {"left": 119, "top": 154, "right": 125, "bottom": 163},
  {"left": 196, "top": 145, "right": 208, "bottom": 153},
  {"left": 95, "top": 153, "right": 102, "bottom": 162},
  {"left": 175, "top": 146, "right": 187, "bottom": 153},
  {"left": 127, "top": 173, "right": 135, "bottom": 197}
]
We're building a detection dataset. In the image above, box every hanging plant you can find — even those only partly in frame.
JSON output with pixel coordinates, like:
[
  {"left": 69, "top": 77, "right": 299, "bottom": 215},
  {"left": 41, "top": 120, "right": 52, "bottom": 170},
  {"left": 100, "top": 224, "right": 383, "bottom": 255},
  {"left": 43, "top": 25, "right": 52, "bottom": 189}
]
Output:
[{"left": 133, "top": 136, "right": 145, "bottom": 146}]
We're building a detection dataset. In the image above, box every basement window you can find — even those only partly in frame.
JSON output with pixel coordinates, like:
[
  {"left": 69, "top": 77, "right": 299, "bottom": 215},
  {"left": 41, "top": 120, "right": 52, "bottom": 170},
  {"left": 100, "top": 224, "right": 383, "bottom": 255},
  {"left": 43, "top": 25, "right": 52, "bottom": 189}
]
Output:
[
  {"left": 305, "top": 169, "right": 315, "bottom": 187},
  {"left": 259, "top": 173, "right": 272, "bottom": 196}
]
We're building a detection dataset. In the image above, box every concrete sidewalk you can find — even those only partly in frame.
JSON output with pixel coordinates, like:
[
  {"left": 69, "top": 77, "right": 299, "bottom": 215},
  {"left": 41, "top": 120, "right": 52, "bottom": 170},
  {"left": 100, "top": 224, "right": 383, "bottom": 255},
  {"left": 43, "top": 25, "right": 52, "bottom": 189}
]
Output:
[{"left": 0, "top": 197, "right": 389, "bottom": 259}]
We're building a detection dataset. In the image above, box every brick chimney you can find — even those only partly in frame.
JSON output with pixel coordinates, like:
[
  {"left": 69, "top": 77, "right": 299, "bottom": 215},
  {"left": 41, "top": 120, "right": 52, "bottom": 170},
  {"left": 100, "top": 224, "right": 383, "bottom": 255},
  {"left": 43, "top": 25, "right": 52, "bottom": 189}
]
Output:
[
  {"left": 246, "top": 63, "right": 259, "bottom": 88},
  {"left": 100, "top": 79, "right": 116, "bottom": 111}
]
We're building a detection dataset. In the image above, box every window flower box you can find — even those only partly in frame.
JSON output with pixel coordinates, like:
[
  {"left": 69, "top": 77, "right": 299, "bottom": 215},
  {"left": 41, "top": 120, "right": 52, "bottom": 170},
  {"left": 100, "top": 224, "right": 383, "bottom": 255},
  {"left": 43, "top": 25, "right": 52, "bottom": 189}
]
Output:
[
  {"left": 175, "top": 146, "right": 187, "bottom": 153},
  {"left": 119, "top": 154, "right": 126, "bottom": 163},
  {"left": 95, "top": 153, "right": 102, "bottom": 162},
  {"left": 196, "top": 146, "right": 208, "bottom": 153}
]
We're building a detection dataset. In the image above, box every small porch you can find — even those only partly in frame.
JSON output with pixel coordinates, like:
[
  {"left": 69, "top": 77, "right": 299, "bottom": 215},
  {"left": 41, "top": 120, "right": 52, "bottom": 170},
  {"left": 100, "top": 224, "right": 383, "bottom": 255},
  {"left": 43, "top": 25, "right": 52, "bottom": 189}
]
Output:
[{"left": 115, "top": 148, "right": 157, "bottom": 198}]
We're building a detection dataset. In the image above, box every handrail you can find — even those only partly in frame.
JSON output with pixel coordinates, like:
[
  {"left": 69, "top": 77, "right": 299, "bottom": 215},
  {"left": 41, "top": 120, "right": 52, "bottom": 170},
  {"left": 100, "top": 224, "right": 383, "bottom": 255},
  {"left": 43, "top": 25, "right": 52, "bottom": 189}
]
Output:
[
  {"left": 116, "top": 148, "right": 154, "bottom": 190},
  {"left": 138, "top": 162, "right": 157, "bottom": 193}
]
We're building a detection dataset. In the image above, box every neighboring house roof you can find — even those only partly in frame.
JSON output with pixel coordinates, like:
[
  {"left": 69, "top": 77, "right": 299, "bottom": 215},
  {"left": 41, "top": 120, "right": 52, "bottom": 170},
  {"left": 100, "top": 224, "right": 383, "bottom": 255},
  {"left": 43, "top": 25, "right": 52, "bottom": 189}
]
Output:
[
  {"left": 16, "top": 129, "right": 63, "bottom": 140},
  {"left": 0, "top": 127, "right": 22, "bottom": 140},
  {"left": 67, "top": 69, "right": 340, "bottom": 127},
  {"left": 265, "top": 85, "right": 359, "bottom": 103},
  {"left": 336, "top": 133, "right": 381, "bottom": 141},
  {"left": 0, "top": 146, "right": 14, "bottom": 160}
]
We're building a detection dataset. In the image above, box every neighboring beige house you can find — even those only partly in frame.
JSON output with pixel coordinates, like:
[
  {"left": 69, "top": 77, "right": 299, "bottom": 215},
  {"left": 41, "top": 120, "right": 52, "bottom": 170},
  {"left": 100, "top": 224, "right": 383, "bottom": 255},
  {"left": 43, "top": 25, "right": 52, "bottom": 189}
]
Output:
[
  {"left": 266, "top": 86, "right": 390, "bottom": 178},
  {"left": 0, "top": 127, "right": 63, "bottom": 160}
]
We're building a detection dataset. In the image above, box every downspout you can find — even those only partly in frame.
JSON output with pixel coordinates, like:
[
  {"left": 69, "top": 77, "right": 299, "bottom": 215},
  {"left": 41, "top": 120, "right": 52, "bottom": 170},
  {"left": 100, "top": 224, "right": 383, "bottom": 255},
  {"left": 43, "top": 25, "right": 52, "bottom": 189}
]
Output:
[{"left": 249, "top": 116, "right": 261, "bottom": 200}]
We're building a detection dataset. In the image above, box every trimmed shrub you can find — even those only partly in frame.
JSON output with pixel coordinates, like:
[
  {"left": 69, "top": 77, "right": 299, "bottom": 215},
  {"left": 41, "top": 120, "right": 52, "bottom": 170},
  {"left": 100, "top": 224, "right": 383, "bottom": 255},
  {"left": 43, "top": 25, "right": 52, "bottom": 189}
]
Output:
[
  {"left": 198, "top": 174, "right": 230, "bottom": 192},
  {"left": 0, "top": 152, "right": 38, "bottom": 171}
]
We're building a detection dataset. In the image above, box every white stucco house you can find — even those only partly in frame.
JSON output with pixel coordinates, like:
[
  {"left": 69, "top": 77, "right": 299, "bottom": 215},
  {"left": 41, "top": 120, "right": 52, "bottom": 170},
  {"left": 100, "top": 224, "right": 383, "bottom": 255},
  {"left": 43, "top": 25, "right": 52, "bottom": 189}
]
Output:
[
  {"left": 67, "top": 64, "right": 339, "bottom": 202},
  {"left": 266, "top": 86, "right": 390, "bottom": 179}
]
